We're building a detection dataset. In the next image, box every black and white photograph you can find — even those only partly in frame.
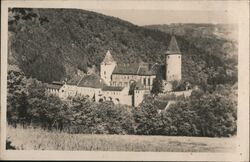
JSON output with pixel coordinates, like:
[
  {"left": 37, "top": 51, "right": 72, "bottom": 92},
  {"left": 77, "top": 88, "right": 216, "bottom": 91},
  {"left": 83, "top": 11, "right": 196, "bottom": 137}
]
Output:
[{"left": 1, "top": 0, "right": 249, "bottom": 161}]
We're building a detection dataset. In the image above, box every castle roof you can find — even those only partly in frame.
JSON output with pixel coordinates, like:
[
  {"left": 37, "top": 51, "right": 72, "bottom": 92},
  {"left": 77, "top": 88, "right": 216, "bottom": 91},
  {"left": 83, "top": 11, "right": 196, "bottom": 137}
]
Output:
[
  {"left": 166, "top": 36, "right": 181, "bottom": 54},
  {"left": 47, "top": 82, "right": 64, "bottom": 90},
  {"left": 113, "top": 63, "right": 138, "bottom": 75},
  {"left": 77, "top": 74, "right": 106, "bottom": 88},
  {"left": 67, "top": 75, "right": 83, "bottom": 85},
  {"left": 113, "top": 63, "right": 156, "bottom": 76},
  {"left": 102, "top": 86, "right": 124, "bottom": 91},
  {"left": 102, "top": 50, "right": 115, "bottom": 64}
]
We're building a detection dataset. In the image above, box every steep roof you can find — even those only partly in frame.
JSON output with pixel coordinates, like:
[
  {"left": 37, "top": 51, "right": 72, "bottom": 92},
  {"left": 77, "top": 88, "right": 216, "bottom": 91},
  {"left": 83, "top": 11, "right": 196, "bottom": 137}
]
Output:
[
  {"left": 77, "top": 74, "right": 106, "bottom": 88},
  {"left": 102, "top": 86, "right": 124, "bottom": 91},
  {"left": 67, "top": 75, "right": 83, "bottom": 85},
  {"left": 138, "top": 64, "right": 156, "bottom": 75},
  {"left": 166, "top": 36, "right": 181, "bottom": 54},
  {"left": 113, "top": 63, "right": 156, "bottom": 76},
  {"left": 113, "top": 63, "right": 139, "bottom": 75},
  {"left": 102, "top": 50, "right": 115, "bottom": 64},
  {"left": 47, "top": 82, "right": 64, "bottom": 90}
]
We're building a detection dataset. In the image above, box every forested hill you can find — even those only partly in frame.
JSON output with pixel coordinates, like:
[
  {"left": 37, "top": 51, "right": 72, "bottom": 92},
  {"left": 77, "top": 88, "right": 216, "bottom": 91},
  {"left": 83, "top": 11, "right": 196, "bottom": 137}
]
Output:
[{"left": 8, "top": 8, "right": 237, "bottom": 86}]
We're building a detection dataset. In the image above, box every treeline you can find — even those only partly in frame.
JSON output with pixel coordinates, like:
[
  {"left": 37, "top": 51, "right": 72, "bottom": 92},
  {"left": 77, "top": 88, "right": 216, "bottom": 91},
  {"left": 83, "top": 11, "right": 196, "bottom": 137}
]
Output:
[
  {"left": 7, "top": 69, "right": 237, "bottom": 137},
  {"left": 8, "top": 8, "right": 237, "bottom": 88}
]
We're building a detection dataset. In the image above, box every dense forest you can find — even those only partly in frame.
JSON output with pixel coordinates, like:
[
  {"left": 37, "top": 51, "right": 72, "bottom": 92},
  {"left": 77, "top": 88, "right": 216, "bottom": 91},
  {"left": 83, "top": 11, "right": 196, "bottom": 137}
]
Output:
[
  {"left": 7, "top": 8, "right": 238, "bottom": 138},
  {"left": 7, "top": 70, "right": 237, "bottom": 137},
  {"left": 8, "top": 8, "right": 237, "bottom": 87}
]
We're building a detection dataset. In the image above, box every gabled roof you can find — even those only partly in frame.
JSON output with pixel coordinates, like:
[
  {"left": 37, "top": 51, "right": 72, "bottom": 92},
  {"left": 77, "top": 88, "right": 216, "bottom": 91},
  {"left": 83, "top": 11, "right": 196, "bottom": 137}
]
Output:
[
  {"left": 67, "top": 75, "right": 83, "bottom": 85},
  {"left": 77, "top": 74, "right": 106, "bottom": 88},
  {"left": 138, "top": 64, "right": 156, "bottom": 76},
  {"left": 102, "top": 86, "right": 124, "bottom": 91},
  {"left": 47, "top": 82, "right": 64, "bottom": 90},
  {"left": 102, "top": 50, "right": 115, "bottom": 64},
  {"left": 113, "top": 63, "right": 139, "bottom": 75},
  {"left": 166, "top": 36, "right": 181, "bottom": 54},
  {"left": 113, "top": 63, "right": 156, "bottom": 76}
]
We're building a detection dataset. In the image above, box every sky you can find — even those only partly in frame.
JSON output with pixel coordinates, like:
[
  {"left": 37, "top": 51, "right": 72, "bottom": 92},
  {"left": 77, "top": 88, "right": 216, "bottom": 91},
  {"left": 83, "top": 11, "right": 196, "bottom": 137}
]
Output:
[
  {"left": 91, "top": 9, "right": 237, "bottom": 26},
  {"left": 3, "top": 0, "right": 240, "bottom": 26}
]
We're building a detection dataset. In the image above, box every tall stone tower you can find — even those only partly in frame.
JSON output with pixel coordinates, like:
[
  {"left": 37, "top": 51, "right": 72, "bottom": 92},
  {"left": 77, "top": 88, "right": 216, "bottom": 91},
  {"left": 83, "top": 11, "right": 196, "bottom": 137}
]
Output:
[
  {"left": 100, "top": 50, "right": 116, "bottom": 85},
  {"left": 166, "top": 35, "right": 182, "bottom": 81}
]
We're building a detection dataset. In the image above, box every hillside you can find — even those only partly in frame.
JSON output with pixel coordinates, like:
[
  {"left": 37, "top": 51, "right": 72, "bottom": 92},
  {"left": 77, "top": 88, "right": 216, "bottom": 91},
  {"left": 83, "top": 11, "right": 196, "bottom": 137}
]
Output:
[
  {"left": 8, "top": 8, "right": 237, "bottom": 86},
  {"left": 145, "top": 24, "right": 238, "bottom": 58}
]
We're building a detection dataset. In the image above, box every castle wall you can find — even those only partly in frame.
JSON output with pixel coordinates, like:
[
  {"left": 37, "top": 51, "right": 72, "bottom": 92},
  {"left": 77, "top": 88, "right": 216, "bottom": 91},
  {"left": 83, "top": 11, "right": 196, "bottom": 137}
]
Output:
[
  {"left": 111, "top": 74, "right": 155, "bottom": 90},
  {"left": 47, "top": 88, "right": 60, "bottom": 96},
  {"left": 134, "top": 89, "right": 150, "bottom": 107},
  {"left": 111, "top": 74, "right": 139, "bottom": 87},
  {"left": 101, "top": 88, "right": 132, "bottom": 106},
  {"left": 166, "top": 54, "right": 182, "bottom": 81},
  {"left": 100, "top": 63, "right": 116, "bottom": 85},
  {"left": 77, "top": 86, "right": 102, "bottom": 99},
  {"left": 139, "top": 75, "right": 156, "bottom": 90}
]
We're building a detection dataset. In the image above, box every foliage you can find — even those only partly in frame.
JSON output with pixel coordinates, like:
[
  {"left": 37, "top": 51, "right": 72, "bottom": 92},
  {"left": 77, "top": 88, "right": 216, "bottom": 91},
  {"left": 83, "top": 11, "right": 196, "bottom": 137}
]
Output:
[
  {"left": 190, "top": 92, "right": 237, "bottom": 137},
  {"left": 132, "top": 87, "right": 237, "bottom": 137},
  {"left": 7, "top": 68, "right": 237, "bottom": 137},
  {"left": 8, "top": 8, "right": 237, "bottom": 88},
  {"left": 7, "top": 70, "right": 29, "bottom": 127},
  {"left": 151, "top": 77, "right": 164, "bottom": 96}
]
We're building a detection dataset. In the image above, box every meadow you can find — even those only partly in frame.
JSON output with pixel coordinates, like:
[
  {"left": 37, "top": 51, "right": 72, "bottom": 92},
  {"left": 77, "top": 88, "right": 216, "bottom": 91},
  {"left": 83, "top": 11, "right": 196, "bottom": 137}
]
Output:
[{"left": 7, "top": 126, "right": 236, "bottom": 152}]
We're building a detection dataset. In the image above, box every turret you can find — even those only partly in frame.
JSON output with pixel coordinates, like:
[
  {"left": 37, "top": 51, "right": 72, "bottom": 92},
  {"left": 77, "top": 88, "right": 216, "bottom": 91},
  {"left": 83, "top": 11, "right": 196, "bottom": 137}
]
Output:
[
  {"left": 166, "top": 35, "right": 182, "bottom": 81},
  {"left": 100, "top": 50, "right": 116, "bottom": 85}
]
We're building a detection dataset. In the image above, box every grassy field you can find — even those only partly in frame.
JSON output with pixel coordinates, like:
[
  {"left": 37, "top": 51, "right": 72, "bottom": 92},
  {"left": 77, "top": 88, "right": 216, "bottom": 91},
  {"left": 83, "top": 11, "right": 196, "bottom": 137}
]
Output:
[{"left": 7, "top": 126, "right": 236, "bottom": 152}]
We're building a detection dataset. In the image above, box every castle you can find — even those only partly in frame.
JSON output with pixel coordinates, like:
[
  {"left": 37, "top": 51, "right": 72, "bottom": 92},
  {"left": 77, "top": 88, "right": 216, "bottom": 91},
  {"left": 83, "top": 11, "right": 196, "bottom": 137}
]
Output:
[{"left": 47, "top": 35, "right": 182, "bottom": 107}]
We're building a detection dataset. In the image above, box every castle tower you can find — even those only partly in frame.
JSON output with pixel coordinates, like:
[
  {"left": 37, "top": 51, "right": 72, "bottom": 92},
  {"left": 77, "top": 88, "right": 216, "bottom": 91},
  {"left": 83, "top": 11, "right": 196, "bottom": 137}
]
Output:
[
  {"left": 166, "top": 35, "right": 182, "bottom": 81},
  {"left": 100, "top": 50, "right": 116, "bottom": 85}
]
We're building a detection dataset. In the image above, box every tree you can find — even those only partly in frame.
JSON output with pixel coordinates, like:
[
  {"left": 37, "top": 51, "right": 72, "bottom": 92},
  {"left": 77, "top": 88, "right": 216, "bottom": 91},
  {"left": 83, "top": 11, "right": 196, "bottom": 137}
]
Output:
[
  {"left": 163, "top": 100, "right": 200, "bottom": 136},
  {"left": 190, "top": 92, "right": 237, "bottom": 137},
  {"left": 151, "top": 78, "right": 163, "bottom": 95},
  {"left": 7, "top": 70, "right": 29, "bottom": 127},
  {"left": 133, "top": 98, "right": 162, "bottom": 135}
]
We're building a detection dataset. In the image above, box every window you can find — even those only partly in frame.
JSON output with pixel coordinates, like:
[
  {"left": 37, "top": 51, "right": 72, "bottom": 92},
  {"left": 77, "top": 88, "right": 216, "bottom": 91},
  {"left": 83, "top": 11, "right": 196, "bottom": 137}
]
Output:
[
  {"left": 143, "top": 78, "right": 146, "bottom": 86},
  {"left": 61, "top": 90, "right": 64, "bottom": 92},
  {"left": 104, "top": 71, "right": 106, "bottom": 75},
  {"left": 148, "top": 78, "right": 150, "bottom": 86}
]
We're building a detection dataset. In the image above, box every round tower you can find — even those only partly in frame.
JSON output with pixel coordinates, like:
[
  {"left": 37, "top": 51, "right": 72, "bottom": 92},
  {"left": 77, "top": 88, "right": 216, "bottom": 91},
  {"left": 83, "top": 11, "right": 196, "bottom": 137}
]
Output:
[
  {"left": 100, "top": 50, "right": 116, "bottom": 85},
  {"left": 166, "top": 35, "right": 182, "bottom": 82}
]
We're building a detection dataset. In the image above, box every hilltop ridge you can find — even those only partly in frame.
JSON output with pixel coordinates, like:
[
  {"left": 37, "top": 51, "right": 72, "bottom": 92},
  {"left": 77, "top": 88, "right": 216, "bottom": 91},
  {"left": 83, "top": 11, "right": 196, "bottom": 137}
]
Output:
[{"left": 8, "top": 8, "right": 237, "bottom": 86}]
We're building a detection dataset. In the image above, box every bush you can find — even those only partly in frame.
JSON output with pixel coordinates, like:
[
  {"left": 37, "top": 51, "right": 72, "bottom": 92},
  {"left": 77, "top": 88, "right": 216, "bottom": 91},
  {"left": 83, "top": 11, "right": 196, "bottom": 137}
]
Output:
[{"left": 7, "top": 69, "right": 237, "bottom": 137}]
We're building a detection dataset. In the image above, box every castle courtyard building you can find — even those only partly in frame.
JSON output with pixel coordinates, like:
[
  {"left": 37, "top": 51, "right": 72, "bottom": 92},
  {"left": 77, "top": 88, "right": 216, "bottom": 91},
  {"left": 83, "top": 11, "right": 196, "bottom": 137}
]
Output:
[{"left": 47, "top": 35, "right": 182, "bottom": 107}]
